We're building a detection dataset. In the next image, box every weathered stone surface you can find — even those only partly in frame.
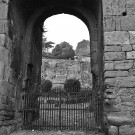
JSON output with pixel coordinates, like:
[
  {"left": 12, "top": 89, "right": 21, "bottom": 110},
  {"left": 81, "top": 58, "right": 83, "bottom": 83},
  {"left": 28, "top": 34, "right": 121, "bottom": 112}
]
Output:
[
  {"left": 42, "top": 59, "right": 92, "bottom": 88},
  {"left": 127, "top": 51, "right": 135, "bottom": 59},
  {"left": 122, "top": 45, "right": 132, "bottom": 52},
  {"left": 0, "top": 20, "right": 8, "bottom": 34},
  {"left": 129, "top": 69, "right": 135, "bottom": 76},
  {"left": 133, "top": 45, "right": 135, "bottom": 50},
  {"left": 129, "top": 31, "right": 135, "bottom": 44},
  {"left": 121, "top": 96, "right": 133, "bottom": 102},
  {"left": 0, "top": 126, "right": 8, "bottom": 135},
  {"left": 118, "top": 88, "right": 135, "bottom": 96},
  {"left": 105, "top": 62, "right": 114, "bottom": 70},
  {"left": 0, "top": 46, "right": 11, "bottom": 65},
  {"left": 105, "top": 71, "right": 128, "bottom": 78},
  {"left": 0, "top": 35, "right": 13, "bottom": 51},
  {"left": 105, "top": 76, "right": 135, "bottom": 87},
  {"left": 104, "top": 31, "right": 129, "bottom": 45},
  {"left": 121, "top": 15, "right": 135, "bottom": 30},
  {"left": 121, "top": 102, "right": 134, "bottom": 107},
  {"left": 126, "top": 0, "right": 135, "bottom": 15},
  {"left": 7, "top": 67, "right": 16, "bottom": 85},
  {"left": 0, "top": 61, "right": 4, "bottom": 80},
  {"left": 103, "top": 16, "right": 115, "bottom": 31},
  {"left": 115, "top": 16, "right": 121, "bottom": 30},
  {"left": 0, "top": 4, "right": 8, "bottom": 19},
  {"left": 0, "top": 80, "right": 10, "bottom": 95},
  {"left": 105, "top": 45, "right": 121, "bottom": 52},
  {"left": 0, "top": 34, "right": 5, "bottom": 46},
  {"left": 105, "top": 52, "right": 125, "bottom": 60},
  {"left": 90, "top": 41, "right": 97, "bottom": 55},
  {"left": 103, "top": 0, "right": 126, "bottom": 15},
  {"left": 114, "top": 60, "right": 133, "bottom": 70}
]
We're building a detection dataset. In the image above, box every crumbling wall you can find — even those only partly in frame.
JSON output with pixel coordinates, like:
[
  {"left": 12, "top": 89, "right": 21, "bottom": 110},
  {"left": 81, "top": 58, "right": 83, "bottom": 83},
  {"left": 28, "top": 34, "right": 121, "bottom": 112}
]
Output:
[
  {"left": 0, "top": 0, "right": 27, "bottom": 133},
  {"left": 41, "top": 59, "right": 92, "bottom": 88},
  {"left": 103, "top": 0, "right": 135, "bottom": 117}
]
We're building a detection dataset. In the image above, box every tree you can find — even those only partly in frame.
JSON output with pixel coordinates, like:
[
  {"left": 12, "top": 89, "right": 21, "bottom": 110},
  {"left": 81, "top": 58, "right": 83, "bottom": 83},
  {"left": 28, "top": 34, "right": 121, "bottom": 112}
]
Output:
[
  {"left": 42, "top": 27, "right": 55, "bottom": 54},
  {"left": 75, "top": 39, "right": 90, "bottom": 56},
  {"left": 52, "top": 41, "right": 75, "bottom": 59},
  {"left": 42, "top": 37, "right": 54, "bottom": 54}
]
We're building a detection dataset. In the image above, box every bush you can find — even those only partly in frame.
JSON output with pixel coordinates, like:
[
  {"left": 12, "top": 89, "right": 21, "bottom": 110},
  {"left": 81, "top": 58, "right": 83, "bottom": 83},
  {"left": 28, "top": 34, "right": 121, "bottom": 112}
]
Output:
[
  {"left": 64, "top": 78, "right": 81, "bottom": 93},
  {"left": 41, "top": 79, "right": 52, "bottom": 92}
]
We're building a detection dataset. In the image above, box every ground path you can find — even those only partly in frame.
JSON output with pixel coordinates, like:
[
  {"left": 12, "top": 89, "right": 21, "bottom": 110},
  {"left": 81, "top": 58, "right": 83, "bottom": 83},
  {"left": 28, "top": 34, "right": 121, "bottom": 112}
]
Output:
[
  {"left": 9, "top": 126, "right": 135, "bottom": 135},
  {"left": 10, "top": 130, "right": 104, "bottom": 135}
]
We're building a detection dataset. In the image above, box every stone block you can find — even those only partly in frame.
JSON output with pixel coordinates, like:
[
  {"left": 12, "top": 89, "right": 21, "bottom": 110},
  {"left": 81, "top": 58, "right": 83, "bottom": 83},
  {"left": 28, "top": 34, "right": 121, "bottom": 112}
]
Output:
[
  {"left": 126, "top": 0, "right": 135, "bottom": 15},
  {"left": 0, "top": 46, "right": 11, "bottom": 65},
  {"left": 103, "top": 0, "right": 126, "bottom": 15},
  {"left": 115, "top": 16, "right": 121, "bottom": 30},
  {"left": 133, "top": 45, "right": 135, "bottom": 50},
  {"left": 129, "top": 31, "right": 135, "bottom": 44},
  {"left": 121, "top": 96, "right": 133, "bottom": 102},
  {"left": 105, "top": 76, "right": 135, "bottom": 87},
  {"left": 0, "top": 34, "right": 5, "bottom": 46},
  {"left": 129, "top": 69, "right": 135, "bottom": 76},
  {"left": 122, "top": 45, "right": 132, "bottom": 52},
  {"left": 0, "top": 61, "right": 4, "bottom": 80},
  {"left": 121, "top": 102, "right": 134, "bottom": 107},
  {"left": 0, "top": 4, "right": 8, "bottom": 19},
  {"left": 0, "top": 80, "right": 10, "bottom": 95},
  {"left": 126, "top": 0, "right": 135, "bottom": 8},
  {"left": 91, "top": 64, "right": 98, "bottom": 76},
  {"left": 118, "top": 88, "right": 135, "bottom": 96},
  {"left": 121, "top": 15, "right": 135, "bottom": 31},
  {"left": 90, "top": 41, "right": 98, "bottom": 53},
  {"left": 105, "top": 45, "right": 121, "bottom": 52},
  {"left": 103, "top": 16, "right": 115, "bottom": 31},
  {"left": 126, "top": 51, "right": 135, "bottom": 59},
  {"left": 104, "top": 31, "right": 129, "bottom": 45},
  {"left": 0, "top": 20, "right": 8, "bottom": 34},
  {"left": 4, "top": 36, "right": 12, "bottom": 51},
  {"left": 105, "top": 62, "right": 114, "bottom": 70},
  {"left": 6, "top": 67, "right": 16, "bottom": 85},
  {"left": 0, "top": 126, "right": 8, "bottom": 135},
  {"left": 105, "top": 52, "right": 125, "bottom": 61},
  {"left": 114, "top": 60, "right": 133, "bottom": 70},
  {"left": 105, "top": 71, "right": 128, "bottom": 77}
]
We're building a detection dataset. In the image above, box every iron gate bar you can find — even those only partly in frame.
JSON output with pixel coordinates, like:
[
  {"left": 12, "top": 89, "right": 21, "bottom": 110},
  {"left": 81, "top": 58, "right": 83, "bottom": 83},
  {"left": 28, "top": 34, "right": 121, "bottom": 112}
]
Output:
[{"left": 22, "top": 87, "right": 102, "bottom": 131}]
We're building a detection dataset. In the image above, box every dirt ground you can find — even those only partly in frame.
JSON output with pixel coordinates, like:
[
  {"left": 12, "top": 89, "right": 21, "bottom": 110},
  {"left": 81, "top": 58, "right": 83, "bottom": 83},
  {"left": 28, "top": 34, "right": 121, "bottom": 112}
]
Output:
[{"left": 10, "top": 130, "right": 104, "bottom": 135}]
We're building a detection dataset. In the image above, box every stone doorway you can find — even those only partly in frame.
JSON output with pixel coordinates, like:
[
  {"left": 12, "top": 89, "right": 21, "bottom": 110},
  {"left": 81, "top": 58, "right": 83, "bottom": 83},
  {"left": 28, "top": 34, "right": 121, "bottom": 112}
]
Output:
[{"left": 0, "top": 0, "right": 104, "bottom": 134}]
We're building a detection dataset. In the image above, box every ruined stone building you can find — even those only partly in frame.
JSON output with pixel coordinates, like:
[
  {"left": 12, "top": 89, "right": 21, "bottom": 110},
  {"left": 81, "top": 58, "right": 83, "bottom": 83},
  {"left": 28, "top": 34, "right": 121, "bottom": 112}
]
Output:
[{"left": 0, "top": 0, "right": 135, "bottom": 134}]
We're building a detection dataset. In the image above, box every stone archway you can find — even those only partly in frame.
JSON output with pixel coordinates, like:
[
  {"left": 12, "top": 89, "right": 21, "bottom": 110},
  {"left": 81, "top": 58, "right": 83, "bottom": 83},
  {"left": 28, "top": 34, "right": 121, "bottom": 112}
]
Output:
[{"left": 0, "top": 0, "right": 104, "bottom": 133}]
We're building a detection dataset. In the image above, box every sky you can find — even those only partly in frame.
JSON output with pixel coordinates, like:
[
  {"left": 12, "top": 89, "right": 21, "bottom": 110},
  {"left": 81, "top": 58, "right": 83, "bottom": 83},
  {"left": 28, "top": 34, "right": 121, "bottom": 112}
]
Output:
[{"left": 43, "top": 14, "right": 90, "bottom": 50}]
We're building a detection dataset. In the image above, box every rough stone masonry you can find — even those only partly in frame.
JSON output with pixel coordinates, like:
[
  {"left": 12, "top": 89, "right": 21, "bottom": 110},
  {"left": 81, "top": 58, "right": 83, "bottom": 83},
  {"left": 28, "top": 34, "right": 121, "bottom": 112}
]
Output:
[
  {"left": 103, "top": 0, "right": 135, "bottom": 117},
  {"left": 0, "top": 0, "right": 135, "bottom": 134}
]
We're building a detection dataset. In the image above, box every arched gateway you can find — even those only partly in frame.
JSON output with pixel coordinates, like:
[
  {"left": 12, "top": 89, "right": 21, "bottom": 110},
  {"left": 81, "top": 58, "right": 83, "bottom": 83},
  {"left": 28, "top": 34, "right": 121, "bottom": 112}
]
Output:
[{"left": 0, "top": 0, "right": 105, "bottom": 133}]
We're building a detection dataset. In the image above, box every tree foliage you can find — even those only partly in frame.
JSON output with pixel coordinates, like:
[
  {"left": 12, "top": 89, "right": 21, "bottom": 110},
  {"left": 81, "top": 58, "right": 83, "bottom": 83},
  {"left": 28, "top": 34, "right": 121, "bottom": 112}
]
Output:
[
  {"left": 75, "top": 39, "right": 90, "bottom": 56},
  {"left": 52, "top": 41, "right": 75, "bottom": 59},
  {"left": 42, "top": 27, "right": 54, "bottom": 54},
  {"left": 42, "top": 37, "right": 54, "bottom": 53}
]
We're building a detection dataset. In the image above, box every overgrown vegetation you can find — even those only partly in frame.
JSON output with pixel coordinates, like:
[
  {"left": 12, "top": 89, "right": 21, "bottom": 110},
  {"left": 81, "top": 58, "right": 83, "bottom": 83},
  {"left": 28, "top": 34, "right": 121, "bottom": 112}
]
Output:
[
  {"left": 41, "top": 79, "right": 52, "bottom": 92},
  {"left": 64, "top": 78, "right": 81, "bottom": 93}
]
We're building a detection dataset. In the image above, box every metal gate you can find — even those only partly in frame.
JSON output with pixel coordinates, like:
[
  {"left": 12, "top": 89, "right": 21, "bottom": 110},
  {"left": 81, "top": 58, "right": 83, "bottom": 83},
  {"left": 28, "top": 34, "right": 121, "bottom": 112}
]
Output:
[{"left": 22, "top": 88, "right": 100, "bottom": 131}]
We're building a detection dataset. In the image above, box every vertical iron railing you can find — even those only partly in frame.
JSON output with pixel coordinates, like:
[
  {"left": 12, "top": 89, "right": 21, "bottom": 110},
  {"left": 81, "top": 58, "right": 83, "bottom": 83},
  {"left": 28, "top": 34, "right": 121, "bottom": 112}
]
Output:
[{"left": 22, "top": 87, "right": 102, "bottom": 131}]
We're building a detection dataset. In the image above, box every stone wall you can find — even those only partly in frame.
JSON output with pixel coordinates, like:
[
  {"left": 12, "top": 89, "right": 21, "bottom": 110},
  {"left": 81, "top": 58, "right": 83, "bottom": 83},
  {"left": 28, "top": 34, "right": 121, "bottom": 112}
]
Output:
[
  {"left": 41, "top": 59, "right": 92, "bottom": 88},
  {"left": 103, "top": 0, "right": 135, "bottom": 116},
  {"left": 0, "top": 0, "right": 26, "bottom": 134}
]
